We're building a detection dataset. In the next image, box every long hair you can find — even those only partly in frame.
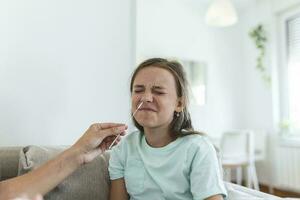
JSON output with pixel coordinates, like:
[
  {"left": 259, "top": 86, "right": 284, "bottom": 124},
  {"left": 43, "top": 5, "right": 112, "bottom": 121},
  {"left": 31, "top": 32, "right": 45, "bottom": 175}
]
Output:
[{"left": 130, "top": 58, "right": 204, "bottom": 137}]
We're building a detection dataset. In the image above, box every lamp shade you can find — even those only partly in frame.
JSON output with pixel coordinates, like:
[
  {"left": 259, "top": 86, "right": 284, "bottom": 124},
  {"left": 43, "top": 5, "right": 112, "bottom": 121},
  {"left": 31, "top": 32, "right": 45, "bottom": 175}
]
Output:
[{"left": 205, "top": 0, "right": 238, "bottom": 27}]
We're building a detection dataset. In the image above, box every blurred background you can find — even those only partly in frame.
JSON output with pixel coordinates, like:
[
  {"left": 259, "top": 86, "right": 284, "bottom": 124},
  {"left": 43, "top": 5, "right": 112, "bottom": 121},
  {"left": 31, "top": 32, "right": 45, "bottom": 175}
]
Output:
[{"left": 0, "top": 0, "right": 299, "bottom": 197}]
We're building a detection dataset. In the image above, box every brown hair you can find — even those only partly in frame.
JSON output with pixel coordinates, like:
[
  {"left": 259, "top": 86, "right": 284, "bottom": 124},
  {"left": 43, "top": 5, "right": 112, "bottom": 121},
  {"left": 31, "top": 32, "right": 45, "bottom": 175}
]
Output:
[{"left": 130, "top": 58, "right": 203, "bottom": 137}]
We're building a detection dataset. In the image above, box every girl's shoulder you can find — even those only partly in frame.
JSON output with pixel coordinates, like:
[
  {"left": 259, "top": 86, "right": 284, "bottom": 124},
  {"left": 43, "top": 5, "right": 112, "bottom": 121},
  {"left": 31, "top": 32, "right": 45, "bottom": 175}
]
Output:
[
  {"left": 110, "top": 130, "right": 142, "bottom": 156},
  {"left": 181, "top": 134, "right": 215, "bottom": 153},
  {"left": 181, "top": 133, "right": 210, "bottom": 144}
]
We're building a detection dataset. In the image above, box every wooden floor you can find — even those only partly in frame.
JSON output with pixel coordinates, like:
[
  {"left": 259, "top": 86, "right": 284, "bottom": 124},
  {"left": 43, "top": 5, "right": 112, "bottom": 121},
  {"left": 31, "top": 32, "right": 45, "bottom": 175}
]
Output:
[{"left": 259, "top": 184, "right": 300, "bottom": 198}]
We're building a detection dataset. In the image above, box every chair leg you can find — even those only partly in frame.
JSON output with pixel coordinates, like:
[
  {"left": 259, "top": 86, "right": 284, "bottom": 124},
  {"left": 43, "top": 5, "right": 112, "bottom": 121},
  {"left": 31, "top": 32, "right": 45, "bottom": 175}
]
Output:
[
  {"left": 236, "top": 166, "right": 242, "bottom": 185},
  {"left": 224, "top": 168, "right": 231, "bottom": 182},
  {"left": 246, "top": 165, "right": 252, "bottom": 188},
  {"left": 251, "top": 164, "right": 259, "bottom": 190}
]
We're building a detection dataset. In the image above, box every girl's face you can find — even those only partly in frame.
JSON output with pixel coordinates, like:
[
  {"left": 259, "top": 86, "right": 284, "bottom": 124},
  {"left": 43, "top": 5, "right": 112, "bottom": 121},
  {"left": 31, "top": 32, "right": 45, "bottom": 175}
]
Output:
[{"left": 131, "top": 66, "right": 183, "bottom": 130}]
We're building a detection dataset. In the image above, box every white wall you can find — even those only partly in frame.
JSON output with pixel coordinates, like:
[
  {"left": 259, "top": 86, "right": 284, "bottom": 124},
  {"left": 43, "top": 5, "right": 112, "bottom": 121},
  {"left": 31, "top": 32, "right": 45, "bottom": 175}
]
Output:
[
  {"left": 237, "top": 0, "right": 300, "bottom": 187},
  {"left": 0, "top": 0, "right": 134, "bottom": 146},
  {"left": 236, "top": 0, "right": 276, "bottom": 186},
  {"left": 136, "top": 0, "right": 244, "bottom": 137}
]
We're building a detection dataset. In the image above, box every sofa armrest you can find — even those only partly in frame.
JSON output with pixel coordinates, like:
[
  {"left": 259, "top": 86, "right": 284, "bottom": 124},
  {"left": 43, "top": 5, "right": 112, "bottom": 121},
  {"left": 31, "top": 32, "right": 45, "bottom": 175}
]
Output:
[
  {"left": 0, "top": 146, "right": 23, "bottom": 181},
  {"left": 225, "top": 182, "right": 283, "bottom": 200}
]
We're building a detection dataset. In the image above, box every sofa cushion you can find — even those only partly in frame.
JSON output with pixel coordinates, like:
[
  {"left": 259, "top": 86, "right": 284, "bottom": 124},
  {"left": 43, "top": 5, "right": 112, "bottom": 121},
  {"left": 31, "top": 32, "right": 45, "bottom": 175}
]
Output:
[
  {"left": 18, "top": 146, "right": 110, "bottom": 200},
  {"left": 0, "top": 146, "right": 23, "bottom": 181}
]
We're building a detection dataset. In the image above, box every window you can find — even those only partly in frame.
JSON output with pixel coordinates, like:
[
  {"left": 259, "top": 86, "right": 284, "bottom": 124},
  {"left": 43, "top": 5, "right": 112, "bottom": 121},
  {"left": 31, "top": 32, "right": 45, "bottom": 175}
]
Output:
[
  {"left": 279, "top": 8, "right": 300, "bottom": 135},
  {"left": 287, "top": 15, "right": 300, "bottom": 133}
]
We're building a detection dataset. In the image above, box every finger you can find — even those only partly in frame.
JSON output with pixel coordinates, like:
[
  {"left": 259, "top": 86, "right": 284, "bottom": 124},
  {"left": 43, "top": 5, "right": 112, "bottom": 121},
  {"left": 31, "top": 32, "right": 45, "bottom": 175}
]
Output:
[
  {"left": 104, "top": 136, "right": 116, "bottom": 143},
  {"left": 13, "top": 195, "right": 30, "bottom": 200},
  {"left": 89, "top": 123, "right": 127, "bottom": 132},
  {"left": 96, "top": 123, "right": 127, "bottom": 130},
  {"left": 105, "top": 131, "right": 125, "bottom": 139},
  {"left": 114, "top": 135, "right": 123, "bottom": 144},
  {"left": 100, "top": 126, "right": 127, "bottom": 138},
  {"left": 116, "top": 136, "right": 122, "bottom": 142},
  {"left": 105, "top": 132, "right": 125, "bottom": 144},
  {"left": 119, "top": 131, "right": 126, "bottom": 136},
  {"left": 106, "top": 135, "right": 115, "bottom": 140},
  {"left": 101, "top": 140, "right": 110, "bottom": 151},
  {"left": 34, "top": 194, "right": 44, "bottom": 200}
]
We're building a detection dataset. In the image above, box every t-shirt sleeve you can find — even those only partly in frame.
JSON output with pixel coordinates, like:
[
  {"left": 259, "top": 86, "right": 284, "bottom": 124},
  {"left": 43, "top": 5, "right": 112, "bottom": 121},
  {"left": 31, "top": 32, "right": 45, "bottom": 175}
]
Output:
[
  {"left": 108, "top": 141, "right": 126, "bottom": 180},
  {"left": 189, "top": 138, "right": 227, "bottom": 200}
]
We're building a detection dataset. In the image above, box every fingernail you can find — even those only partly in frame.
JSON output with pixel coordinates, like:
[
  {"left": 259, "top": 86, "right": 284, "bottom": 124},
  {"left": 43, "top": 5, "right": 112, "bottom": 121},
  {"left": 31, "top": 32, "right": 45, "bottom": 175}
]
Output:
[
  {"left": 118, "top": 126, "right": 126, "bottom": 131},
  {"left": 114, "top": 126, "right": 123, "bottom": 133}
]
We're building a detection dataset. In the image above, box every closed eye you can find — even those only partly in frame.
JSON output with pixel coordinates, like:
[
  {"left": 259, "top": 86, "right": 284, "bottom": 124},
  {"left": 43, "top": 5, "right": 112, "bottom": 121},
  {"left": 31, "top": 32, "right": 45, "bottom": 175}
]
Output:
[
  {"left": 133, "top": 85, "right": 145, "bottom": 94},
  {"left": 133, "top": 90, "right": 143, "bottom": 93},
  {"left": 152, "top": 86, "right": 166, "bottom": 95},
  {"left": 153, "top": 90, "right": 166, "bottom": 95}
]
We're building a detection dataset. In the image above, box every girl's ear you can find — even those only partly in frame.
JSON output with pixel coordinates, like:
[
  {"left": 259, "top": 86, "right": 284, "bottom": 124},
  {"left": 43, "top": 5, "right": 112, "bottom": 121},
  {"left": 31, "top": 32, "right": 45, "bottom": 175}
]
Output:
[{"left": 175, "top": 97, "right": 185, "bottom": 112}]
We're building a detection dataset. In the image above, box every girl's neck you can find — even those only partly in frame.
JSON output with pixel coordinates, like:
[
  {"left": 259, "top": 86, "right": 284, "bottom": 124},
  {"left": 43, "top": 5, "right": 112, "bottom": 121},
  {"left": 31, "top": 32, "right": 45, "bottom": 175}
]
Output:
[{"left": 143, "top": 127, "right": 175, "bottom": 148}]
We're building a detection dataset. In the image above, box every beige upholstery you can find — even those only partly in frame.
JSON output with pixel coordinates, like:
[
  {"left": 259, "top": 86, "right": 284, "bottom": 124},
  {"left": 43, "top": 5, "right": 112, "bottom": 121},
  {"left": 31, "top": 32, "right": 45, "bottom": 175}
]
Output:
[
  {"left": 0, "top": 145, "right": 283, "bottom": 200},
  {"left": 0, "top": 146, "right": 22, "bottom": 180},
  {"left": 18, "top": 145, "right": 111, "bottom": 200}
]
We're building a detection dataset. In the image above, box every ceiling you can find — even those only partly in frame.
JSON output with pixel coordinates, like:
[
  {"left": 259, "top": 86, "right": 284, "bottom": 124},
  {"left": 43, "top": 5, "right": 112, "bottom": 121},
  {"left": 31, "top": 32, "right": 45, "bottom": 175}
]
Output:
[{"left": 184, "top": 0, "right": 256, "bottom": 12}]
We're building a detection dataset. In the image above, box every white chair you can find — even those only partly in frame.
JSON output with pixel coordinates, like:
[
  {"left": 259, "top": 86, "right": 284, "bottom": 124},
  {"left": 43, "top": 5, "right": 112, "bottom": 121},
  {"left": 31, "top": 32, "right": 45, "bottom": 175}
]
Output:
[{"left": 220, "top": 130, "right": 259, "bottom": 190}]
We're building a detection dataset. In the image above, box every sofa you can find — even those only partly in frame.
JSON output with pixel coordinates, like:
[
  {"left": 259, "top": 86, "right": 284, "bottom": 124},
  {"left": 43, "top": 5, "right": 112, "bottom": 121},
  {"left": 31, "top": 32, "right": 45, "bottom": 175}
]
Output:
[{"left": 0, "top": 146, "right": 283, "bottom": 200}]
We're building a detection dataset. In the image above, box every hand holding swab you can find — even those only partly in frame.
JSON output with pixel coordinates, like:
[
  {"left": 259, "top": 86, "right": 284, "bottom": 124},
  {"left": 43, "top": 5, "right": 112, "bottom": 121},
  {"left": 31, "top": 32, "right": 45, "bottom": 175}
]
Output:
[{"left": 108, "top": 101, "right": 144, "bottom": 150}]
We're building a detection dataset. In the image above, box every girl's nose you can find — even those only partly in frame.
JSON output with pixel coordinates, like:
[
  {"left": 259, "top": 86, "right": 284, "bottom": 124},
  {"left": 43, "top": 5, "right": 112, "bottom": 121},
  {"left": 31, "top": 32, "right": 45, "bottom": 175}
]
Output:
[{"left": 141, "top": 92, "right": 153, "bottom": 102}]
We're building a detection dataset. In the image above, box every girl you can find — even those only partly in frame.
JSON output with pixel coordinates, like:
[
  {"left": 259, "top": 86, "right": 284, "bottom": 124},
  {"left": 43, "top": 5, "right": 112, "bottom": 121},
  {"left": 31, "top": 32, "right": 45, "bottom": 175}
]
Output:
[{"left": 109, "top": 58, "right": 227, "bottom": 200}]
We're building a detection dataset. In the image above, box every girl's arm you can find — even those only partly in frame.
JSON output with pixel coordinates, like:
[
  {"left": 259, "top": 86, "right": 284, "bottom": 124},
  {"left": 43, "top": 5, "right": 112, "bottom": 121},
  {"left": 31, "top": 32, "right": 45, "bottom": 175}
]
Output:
[{"left": 109, "top": 178, "right": 129, "bottom": 200}]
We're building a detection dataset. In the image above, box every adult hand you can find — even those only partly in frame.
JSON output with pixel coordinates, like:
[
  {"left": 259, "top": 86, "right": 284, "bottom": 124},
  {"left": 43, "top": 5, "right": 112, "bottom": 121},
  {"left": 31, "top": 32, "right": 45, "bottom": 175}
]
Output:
[
  {"left": 13, "top": 194, "right": 43, "bottom": 200},
  {"left": 72, "top": 123, "right": 127, "bottom": 164},
  {"left": 0, "top": 123, "right": 127, "bottom": 200}
]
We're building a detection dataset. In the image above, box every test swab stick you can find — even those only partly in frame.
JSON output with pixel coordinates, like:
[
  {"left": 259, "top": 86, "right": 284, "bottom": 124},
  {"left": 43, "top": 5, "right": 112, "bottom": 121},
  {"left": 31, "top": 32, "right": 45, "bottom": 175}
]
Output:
[{"left": 108, "top": 101, "right": 143, "bottom": 149}]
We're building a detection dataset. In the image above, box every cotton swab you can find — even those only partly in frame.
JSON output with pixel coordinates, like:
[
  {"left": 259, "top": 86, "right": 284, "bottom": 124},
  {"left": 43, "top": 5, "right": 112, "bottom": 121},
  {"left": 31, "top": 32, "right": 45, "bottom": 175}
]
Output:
[
  {"left": 108, "top": 101, "right": 144, "bottom": 150},
  {"left": 132, "top": 101, "right": 144, "bottom": 117}
]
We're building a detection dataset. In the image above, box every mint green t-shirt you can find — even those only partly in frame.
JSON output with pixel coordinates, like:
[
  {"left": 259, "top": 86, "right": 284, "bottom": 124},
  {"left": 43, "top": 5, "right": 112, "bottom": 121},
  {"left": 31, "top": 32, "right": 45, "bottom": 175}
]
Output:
[{"left": 109, "top": 131, "right": 227, "bottom": 200}]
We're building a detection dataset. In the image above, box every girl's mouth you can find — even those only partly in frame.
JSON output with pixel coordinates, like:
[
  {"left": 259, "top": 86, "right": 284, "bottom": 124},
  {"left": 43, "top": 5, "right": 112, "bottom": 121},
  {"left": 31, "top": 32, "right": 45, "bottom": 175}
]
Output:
[{"left": 140, "top": 108, "right": 156, "bottom": 112}]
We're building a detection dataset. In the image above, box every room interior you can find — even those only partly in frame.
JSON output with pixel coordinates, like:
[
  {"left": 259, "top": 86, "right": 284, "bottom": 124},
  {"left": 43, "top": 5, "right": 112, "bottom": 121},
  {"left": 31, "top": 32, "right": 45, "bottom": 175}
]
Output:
[
  {"left": 0, "top": 0, "right": 300, "bottom": 198},
  {"left": 135, "top": 0, "right": 300, "bottom": 197}
]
